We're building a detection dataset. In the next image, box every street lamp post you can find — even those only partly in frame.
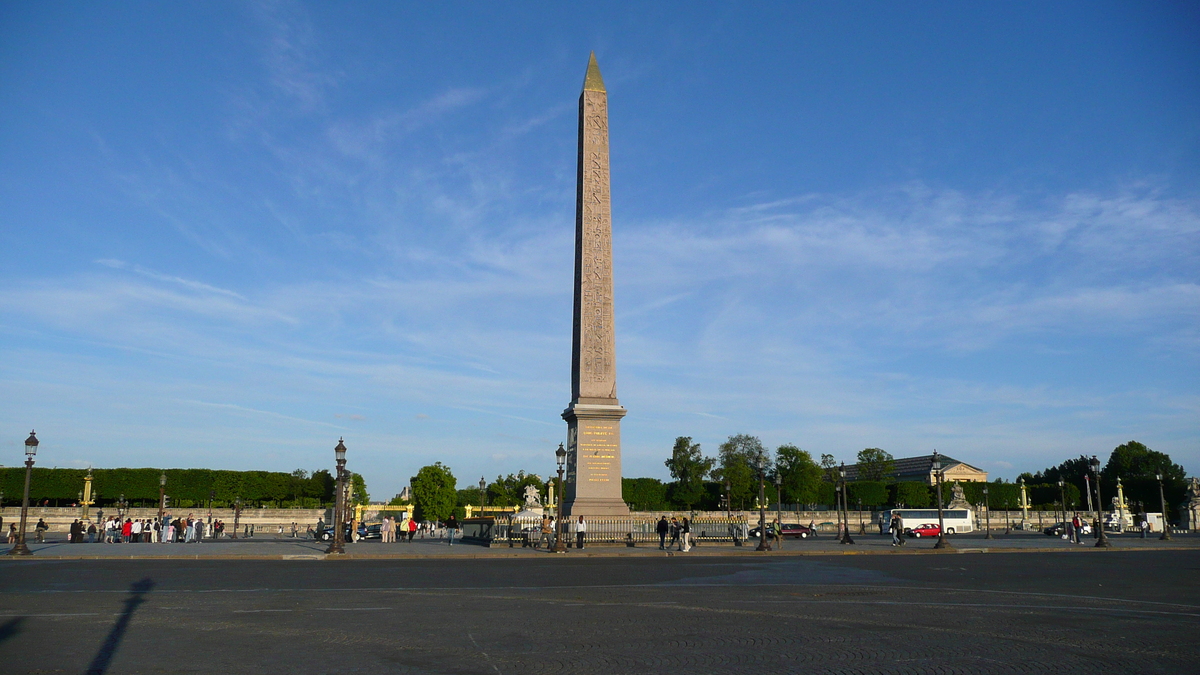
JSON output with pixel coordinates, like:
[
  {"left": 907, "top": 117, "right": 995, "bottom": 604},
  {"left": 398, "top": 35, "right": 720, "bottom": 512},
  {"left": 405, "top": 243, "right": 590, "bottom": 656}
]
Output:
[
  {"left": 207, "top": 491, "right": 214, "bottom": 539},
  {"left": 857, "top": 498, "right": 865, "bottom": 535},
  {"left": 724, "top": 480, "right": 731, "bottom": 517},
  {"left": 1004, "top": 496, "right": 1012, "bottom": 535},
  {"left": 774, "top": 474, "right": 783, "bottom": 528},
  {"left": 838, "top": 463, "right": 854, "bottom": 545},
  {"left": 755, "top": 453, "right": 770, "bottom": 551},
  {"left": 7, "top": 431, "right": 39, "bottom": 556},
  {"left": 1083, "top": 474, "right": 1093, "bottom": 512},
  {"left": 479, "top": 476, "right": 487, "bottom": 516},
  {"left": 1057, "top": 479, "right": 1066, "bottom": 530},
  {"left": 326, "top": 438, "right": 347, "bottom": 554},
  {"left": 1156, "top": 470, "right": 1171, "bottom": 541},
  {"left": 232, "top": 497, "right": 243, "bottom": 540},
  {"left": 932, "top": 451, "right": 952, "bottom": 550},
  {"left": 553, "top": 443, "right": 567, "bottom": 553},
  {"left": 983, "top": 485, "right": 994, "bottom": 539},
  {"left": 158, "top": 473, "right": 167, "bottom": 523},
  {"left": 1018, "top": 477, "right": 1028, "bottom": 529},
  {"left": 1090, "top": 456, "right": 1110, "bottom": 548}
]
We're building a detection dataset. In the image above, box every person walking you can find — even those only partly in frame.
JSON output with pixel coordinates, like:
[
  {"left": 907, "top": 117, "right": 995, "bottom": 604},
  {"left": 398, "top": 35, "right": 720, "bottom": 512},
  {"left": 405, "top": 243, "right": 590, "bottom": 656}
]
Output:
[
  {"left": 656, "top": 516, "right": 669, "bottom": 550},
  {"left": 407, "top": 516, "right": 417, "bottom": 542},
  {"left": 890, "top": 513, "right": 904, "bottom": 546},
  {"left": 121, "top": 518, "right": 132, "bottom": 543},
  {"left": 7, "top": 523, "right": 16, "bottom": 543},
  {"left": 35, "top": 518, "right": 49, "bottom": 543},
  {"left": 667, "top": 517, "right": 680, "bottom": 550},
  {"left": 537, "top": 515, "right": 552, "bottom": 550},
  {"left": 87, "top": 522, "right": 97, "bottom": 543},
  {"left": 575, "top": 516, "right": 587, "bottom": 550},
  {"left": 680, "top": 517, "right": 692, "bottom": 552},
  {"left": 194, "top": 519, "right": 205, "bottom": 543},
  {"left": 446, "top": 515, "right": 458, "bottom": 546}
]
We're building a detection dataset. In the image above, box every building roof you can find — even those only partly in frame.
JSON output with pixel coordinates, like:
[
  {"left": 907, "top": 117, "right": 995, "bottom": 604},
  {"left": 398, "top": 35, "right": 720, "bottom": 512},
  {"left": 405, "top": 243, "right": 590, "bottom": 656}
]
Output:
[{"left": 844, "top": 454, "right": 984, "bottom": 482}]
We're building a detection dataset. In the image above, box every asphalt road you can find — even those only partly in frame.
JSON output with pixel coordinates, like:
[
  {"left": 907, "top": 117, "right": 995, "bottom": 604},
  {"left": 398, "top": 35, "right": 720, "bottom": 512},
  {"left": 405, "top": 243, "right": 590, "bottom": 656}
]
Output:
[{"left": 2, "top": 550, "right": 1197, "bottom": 674}]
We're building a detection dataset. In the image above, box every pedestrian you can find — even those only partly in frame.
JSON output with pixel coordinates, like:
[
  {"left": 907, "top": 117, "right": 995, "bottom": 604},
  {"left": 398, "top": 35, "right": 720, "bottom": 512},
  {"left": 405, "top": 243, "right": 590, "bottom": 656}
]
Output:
[
  {"left": 291, "top": 522, "right": 298, "bottom": 539},
  {"left": 1140, "top": 517, "right": 1149, "bottom": 539},
  {"left": 34, "top": 518, "right": 49, "bottom": 543},
  {"left": 878, "top": 513, "right": 886, "bottom": 535},
  {"left": 656, "top": 516, "right": 669, "bottom": 549},
  {"left": 276, "top": 524, "right": 283, "bottom": 539},
  {"left": 407, "top": 516, "right": 417, "bottom": 542},
  {"left": 349, "top": 517, "right": 359, "bottom": 543},
  {"left": 771, "top": 518, "right": 782, "bottom": 550},
  {"left": 537, "top": 515, "right": 552, "bottom": 549},
  {"left": 68, "top": 519, "right": 80, "bottom": 544},
  {"left": 194, "top": 519, "right": 205, "bottom": 543},
  {"left": 121, "top": 518, "right": 132, "bottom": 543},
  {"left": 808, "top": 519, "right": 817, "bottom": 539},
  {"left": 890, "top": 513, "right": 903, "bottom": 546},
  {"left": 87, "top": 522, "right": 97, "bottom": 543},
  {"left": 668, "top": 517, "right": 680, "bottom": 550},
  {"left": 184, "top": 518, "right": 195, "bottom": 543},
  {"left": 1065, "top": 518, "right": 1075, "bottom": 542},
  {"left": 575, "top": 516, "right": 587, "bottom": 550},
  {"left": 7, "top": 523, "right": 16, "bottom": 543},
  {"left": 447, "top": 515, "right": 459, "bottom": 546},
  {"left": 680, "top": 517, "right": 691, "bottom": 552}
]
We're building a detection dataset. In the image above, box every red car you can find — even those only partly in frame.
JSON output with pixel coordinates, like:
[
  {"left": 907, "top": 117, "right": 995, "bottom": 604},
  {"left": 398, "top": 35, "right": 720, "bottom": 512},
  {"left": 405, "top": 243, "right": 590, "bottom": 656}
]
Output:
[{"left": 906, "top": 523, "right": 941, "bottom": 538}]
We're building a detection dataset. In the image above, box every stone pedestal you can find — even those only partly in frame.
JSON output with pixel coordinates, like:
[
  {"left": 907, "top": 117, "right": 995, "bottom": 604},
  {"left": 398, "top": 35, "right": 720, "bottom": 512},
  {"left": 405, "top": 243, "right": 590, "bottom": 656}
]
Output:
[{"left": 562, "top": 403, "right": 628, "bottom": 517}]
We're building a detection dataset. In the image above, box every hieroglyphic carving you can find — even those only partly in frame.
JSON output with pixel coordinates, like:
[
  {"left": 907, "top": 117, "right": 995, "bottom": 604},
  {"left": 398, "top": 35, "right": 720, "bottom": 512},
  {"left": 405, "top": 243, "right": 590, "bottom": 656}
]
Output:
[{"left": 575, "top": 82, "right": 616, "bottom": 394}]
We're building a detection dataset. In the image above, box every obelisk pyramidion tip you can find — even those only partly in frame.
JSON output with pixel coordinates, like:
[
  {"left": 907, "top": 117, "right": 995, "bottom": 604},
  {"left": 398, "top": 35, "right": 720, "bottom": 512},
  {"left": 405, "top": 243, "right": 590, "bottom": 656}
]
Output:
[{"left": 582, "top": 52, "right": 605, "bottom": 93}]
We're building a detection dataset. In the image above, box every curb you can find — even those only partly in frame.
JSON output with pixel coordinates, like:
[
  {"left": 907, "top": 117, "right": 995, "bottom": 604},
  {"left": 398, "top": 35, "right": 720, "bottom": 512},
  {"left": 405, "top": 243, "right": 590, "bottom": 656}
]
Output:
[{"left": 3, "top": 545, "right": 1196, "bottom": 561}]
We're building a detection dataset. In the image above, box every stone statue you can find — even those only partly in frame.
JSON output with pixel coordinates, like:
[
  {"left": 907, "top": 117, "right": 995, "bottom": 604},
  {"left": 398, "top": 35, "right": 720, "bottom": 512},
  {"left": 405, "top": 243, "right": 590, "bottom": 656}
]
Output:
[
  {"left": 1188, "top": 476, "right": 1200, "bottom": 503},
  {"left": 948, "top": 480, "right": 970, "bottom": 509},
  {"left": 523, "top": 484, "right": 542, "bottom": 509}
]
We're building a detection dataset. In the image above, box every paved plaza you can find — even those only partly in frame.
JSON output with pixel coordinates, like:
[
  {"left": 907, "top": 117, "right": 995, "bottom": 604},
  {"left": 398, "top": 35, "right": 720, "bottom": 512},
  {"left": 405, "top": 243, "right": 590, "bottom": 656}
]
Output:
[{"left": 1, "top": 543, "right": 1197, "bottom": 674}]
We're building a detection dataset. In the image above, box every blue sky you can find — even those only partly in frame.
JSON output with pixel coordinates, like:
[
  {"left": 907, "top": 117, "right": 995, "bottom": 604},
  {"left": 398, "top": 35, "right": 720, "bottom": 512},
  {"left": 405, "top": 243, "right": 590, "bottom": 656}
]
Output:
[{"left": 1, "top": 2, "right": 1197, "bottom": 501}]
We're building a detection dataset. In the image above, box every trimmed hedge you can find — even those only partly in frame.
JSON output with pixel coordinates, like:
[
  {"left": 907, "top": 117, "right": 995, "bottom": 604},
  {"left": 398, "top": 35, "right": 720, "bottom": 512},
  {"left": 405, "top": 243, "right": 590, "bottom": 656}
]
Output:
[{"left": 0, "top": 467, "right": 336, "bottom": 508}]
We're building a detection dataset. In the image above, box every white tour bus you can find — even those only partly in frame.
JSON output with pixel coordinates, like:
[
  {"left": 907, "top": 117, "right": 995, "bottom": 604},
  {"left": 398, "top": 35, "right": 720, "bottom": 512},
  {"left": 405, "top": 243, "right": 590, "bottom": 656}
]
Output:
[{"left": 883, "top": 508, "right": 975, "bottom": 534}]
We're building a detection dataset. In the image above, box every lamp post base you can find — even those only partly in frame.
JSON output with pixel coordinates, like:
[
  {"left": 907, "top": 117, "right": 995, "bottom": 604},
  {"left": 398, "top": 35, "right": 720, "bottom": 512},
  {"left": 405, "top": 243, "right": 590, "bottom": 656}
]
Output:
[
  {"left": 934, "top": 536, "right": 954, "bottom": 550},
  {"left": 6, "top": 543, "right": 32, "bottom": 556},
  {"left": 984, "top": 530, "right": 995, "bottom": 539},
  {"left": 1095, "top": 536, "right": 1112, "bottom": 548}
]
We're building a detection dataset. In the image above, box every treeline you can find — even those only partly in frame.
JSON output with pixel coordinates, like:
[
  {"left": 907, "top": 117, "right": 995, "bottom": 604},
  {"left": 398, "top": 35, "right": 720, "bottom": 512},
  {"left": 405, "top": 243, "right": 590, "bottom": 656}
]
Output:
[
  {"left": 649, "top": 435, "right": 1186, "bottom": 514},
  {"left": 0, "top": 467, "right": 370, "bottom": 509},
  {"left": 622, "top": 476, "right": 1068, "bottom": 511}
]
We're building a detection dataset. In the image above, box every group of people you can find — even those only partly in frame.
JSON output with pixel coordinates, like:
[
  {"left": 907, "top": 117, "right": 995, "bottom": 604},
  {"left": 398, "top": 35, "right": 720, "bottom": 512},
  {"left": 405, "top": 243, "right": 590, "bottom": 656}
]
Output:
[
  {"left": 656, "top": 515, "right": 692, "bottom": 551},
  {"left": 57, "top": 514, "right": 230, "bottom": 543},
  {"left": 378, "top": 515, "right": 420, "bottom": 542},
  {"left": 531, "top": 515, "right": 588, "bottom": 550}
]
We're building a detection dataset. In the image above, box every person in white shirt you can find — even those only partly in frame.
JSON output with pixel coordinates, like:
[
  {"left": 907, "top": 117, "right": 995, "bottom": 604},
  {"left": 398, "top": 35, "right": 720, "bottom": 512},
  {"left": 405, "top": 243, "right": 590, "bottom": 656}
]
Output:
[{"left": 574, "top": 516, "right": 587, "bottom": 550}]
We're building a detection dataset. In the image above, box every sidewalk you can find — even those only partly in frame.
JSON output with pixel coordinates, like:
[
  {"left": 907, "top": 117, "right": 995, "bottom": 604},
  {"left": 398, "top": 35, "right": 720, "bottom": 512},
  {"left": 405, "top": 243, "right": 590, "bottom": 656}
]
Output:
[{"left": 5, "top": 530, "right": 1197, "bottom": 560}]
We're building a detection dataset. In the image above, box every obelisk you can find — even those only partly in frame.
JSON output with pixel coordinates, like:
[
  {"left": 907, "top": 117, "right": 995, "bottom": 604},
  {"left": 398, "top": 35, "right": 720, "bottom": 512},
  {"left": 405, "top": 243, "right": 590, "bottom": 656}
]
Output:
[{"left": 562, "top": 53, "right": 629, "bottom": 517}]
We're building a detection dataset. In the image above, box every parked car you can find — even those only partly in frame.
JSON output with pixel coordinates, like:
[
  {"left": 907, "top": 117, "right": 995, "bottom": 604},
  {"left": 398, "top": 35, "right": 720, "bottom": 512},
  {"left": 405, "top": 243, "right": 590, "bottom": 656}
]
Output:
[
  {"left": 906, "top": 523, "right": 942, "bottom": 538},
  {"left": 746, "top": 523, "right": 814, "bottom": 540},
  {"left": 318, "top": 523, "right": 373, "bottom": 541}
]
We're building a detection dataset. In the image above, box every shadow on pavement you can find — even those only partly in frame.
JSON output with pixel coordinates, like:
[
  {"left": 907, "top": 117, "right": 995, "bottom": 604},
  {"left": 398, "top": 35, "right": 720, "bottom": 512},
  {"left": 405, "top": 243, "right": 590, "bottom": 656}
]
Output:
[
  {"left": 0, "top": 616, "right": 25, "bottom": 646},
  {"left": 86, "top": 577, "right": 154, "bottom": 675}
]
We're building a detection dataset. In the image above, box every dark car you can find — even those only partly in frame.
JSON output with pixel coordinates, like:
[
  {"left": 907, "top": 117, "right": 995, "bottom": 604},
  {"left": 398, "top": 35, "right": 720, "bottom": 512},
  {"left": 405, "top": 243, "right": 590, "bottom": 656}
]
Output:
[
  {"left": 318, "top": 523, "right": 375, "bottom": 542},
  {"left": 747, "top": 523, "right": 814, "bottom": 540}
]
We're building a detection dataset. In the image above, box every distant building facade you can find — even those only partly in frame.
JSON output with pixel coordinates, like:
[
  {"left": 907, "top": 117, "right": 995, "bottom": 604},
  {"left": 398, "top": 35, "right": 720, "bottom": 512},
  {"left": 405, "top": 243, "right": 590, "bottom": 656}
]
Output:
[{"left": 845, "top": 454, "right": 988, "bottom": 485}]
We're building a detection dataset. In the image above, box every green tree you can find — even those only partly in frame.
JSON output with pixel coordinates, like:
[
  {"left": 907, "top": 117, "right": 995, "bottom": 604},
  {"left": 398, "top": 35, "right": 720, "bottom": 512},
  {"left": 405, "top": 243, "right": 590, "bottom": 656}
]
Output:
[
  {"left": 847, "top": 480, "right": 888, "bottom": 507},
  {"left": 622, "top": 477, "right": 669, "bottom": 511},
  {"left": 485, "top": 471, "right": 544, "bottom": 508},
  {"left": 349, "top": 472, "right": 369, "bottom": 506},
  {"left": 410, "top": 463, "right": 457, "bottom": 522},
  {"left": 664, "top": 436, "right": 715, "bottom": 510},
  {"left": 892, "top": 481, "right": 931, "bottom": 508},
  {"left": 774, "top": 445, "right": 823, "bottom": 506},
  {"left": 856, "top": 448, "right": 895, "bottom": 482},
  {"left": 712, "top": 434, "right": 768, "bottom": 510}
]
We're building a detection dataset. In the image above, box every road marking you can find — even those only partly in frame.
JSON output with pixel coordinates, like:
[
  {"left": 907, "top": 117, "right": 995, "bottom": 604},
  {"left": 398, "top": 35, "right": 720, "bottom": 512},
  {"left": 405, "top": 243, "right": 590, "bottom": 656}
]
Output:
[
  {"left": 0, "top": 612, "right": 99, "bottom": 618},
  {"left": 233, "top": 609, "right": 293, "bottom": 613},
  {"left": 313, "top": 607, "right": 389, "bottom": 611}
]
